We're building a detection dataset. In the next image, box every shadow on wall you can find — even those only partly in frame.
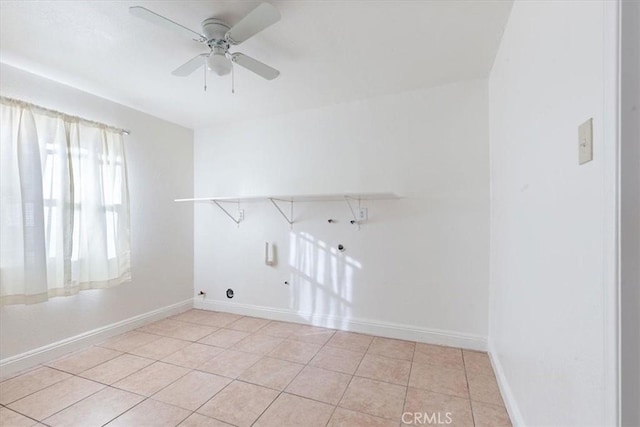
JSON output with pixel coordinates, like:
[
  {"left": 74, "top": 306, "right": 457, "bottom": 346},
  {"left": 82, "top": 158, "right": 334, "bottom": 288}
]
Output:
[{"left": 288, "top": 231, "right": 361, "bottom": 328}]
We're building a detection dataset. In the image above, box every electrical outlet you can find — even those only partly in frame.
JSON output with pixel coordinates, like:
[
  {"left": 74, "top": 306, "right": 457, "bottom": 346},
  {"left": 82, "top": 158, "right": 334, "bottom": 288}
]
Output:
[
  {"left": 579, "top": 118, "right": 593, "bottom": 165},
  {"left": 238, "top": 209, "right": 245, "bottom": 221},
  {"left": 358, "top": 208, "right": 368, "bottom": 221}
]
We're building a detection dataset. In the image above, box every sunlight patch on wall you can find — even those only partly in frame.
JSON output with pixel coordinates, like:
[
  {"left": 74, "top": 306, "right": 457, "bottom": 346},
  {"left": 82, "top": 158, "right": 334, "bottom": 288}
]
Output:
[{"left": 288, "top": 231, "right": 361, "bottom": 328}]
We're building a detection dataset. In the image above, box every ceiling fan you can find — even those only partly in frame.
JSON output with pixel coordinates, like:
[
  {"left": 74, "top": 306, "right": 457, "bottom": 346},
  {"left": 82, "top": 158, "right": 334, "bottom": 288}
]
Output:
[{"left": 129, "top": 2, "right": 281, "bottom": 88}]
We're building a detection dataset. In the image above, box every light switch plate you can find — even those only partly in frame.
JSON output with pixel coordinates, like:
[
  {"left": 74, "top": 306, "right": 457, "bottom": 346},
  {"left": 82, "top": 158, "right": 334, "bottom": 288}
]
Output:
[{"left": 579, "top": 118, "right": 593, "bottom": 165}]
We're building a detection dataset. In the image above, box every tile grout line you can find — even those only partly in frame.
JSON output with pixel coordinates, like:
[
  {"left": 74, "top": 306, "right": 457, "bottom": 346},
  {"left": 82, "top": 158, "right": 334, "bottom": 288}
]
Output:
[
  {"left": 1, "top": 365, "right": 73, "bottom": 407},
  {"left": 401, "top": 342, "right": 417, "bottom": 426},
  {"left": 237, "top": 325, "right": 322, "bottom": 426},
  {"left": 251, "top": 328, "right": 337, "bottom": 426},
  {"left": 247, "top": 328, "right": 301, "bottom": 427},
  {"left": 4, "top": 360, "right": 115, "bottom": 418},
  {"left": 108, "top": 348, "right": 185, "bottom": 381},
  {"left": 323, "top": 335, "right": 376, "bottom": 426},
  {"left": 120, "top": 374, "right": 225, "bottom": 426},
  {"left": 1, "top": 402, "right": 44, "bottom": 426},
  {"left": 0, "top": 364, "right": 49, "bottom": 383},
  {"left": 44, "top": 347, "right": 123, "bottom": 373},
  {"left": 22, "top": 377, "right": 108, "bottom": 425},
  {"left": 190, "top": 377, "right": 240, "bottom": 426},
  {"left": 100, "top": 388, "right": 204, "bottom": 426},
  {"left": 462, "top": 350, "right": 477, "bottom": 427},
  {"left": 80, "top": 354, "right": 158, "bottom": 383},
  {"left": 213, "top": 328, "right": 321, "bottom": 425},
  {"left": 60, "top": 353, "right": 195, "bottom": 426},
  {"left": 275, "top": 363, "right": 349, "bottom": 406},
  {"left": 99, "top": 395, "right": 150, "bottom": 427}
]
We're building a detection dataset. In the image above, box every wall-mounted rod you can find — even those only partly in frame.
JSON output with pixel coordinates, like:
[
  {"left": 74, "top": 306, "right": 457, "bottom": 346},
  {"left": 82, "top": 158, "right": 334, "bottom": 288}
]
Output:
[{"left": 0, "top": 96, "right": 131, "bottom": 135}]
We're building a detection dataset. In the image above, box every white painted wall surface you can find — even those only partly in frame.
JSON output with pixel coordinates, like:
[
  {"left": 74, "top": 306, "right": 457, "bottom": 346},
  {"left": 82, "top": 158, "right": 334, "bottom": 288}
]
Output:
[
  {"left": 489, "top": 1, "right": 615, "bottom": 425},
  {"left": 192, "top": 79, "right": 490, "bottom": 347},
  {"left": 0, "top": 64, "right": 194, "bottom": 359},
  {"left": 621, "top": 0, "right": 640, "bottom": 425}
]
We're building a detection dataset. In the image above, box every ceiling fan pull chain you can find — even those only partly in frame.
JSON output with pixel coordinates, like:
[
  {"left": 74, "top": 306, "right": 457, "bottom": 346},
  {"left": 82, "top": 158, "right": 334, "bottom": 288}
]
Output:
[{"left": 203, "top": 61, "right": 208, "bottom": 92}]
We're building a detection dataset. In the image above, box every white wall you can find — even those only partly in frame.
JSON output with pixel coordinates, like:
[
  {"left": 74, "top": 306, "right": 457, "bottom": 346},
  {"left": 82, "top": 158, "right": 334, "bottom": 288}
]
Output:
[
  {"left": 0, "top": 65, "right": 194, "bottom": 363},
  {"left": 621, "top": 0, "right": 640, "bottom": 425},
  {"left": 489, "top": 1, "right": 616, "bottom": 426},
  {"left": 193, "top": 79, "right": 490, "bottom": 348}
]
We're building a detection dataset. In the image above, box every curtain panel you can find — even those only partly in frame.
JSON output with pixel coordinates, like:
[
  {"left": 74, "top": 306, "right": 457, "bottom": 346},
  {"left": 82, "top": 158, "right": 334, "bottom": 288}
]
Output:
[{"left": 0, "top": 98, "right": 131, "bottom": 304}]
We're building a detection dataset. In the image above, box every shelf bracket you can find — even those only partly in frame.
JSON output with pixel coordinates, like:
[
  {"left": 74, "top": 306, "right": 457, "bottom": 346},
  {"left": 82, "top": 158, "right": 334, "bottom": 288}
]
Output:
[
  {"left": 211, "top": 200, "right": 243, "bottom": 226},
  {"left": 269, "top": 198, "right": 294, "bottom": 228},
  {"left": 344, "top": 196, "right": 361, "bottom": 230}
]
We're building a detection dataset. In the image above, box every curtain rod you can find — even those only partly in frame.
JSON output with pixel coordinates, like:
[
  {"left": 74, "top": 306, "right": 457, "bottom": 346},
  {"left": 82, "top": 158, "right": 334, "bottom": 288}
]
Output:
[{"left": 0, "top": 96, "right": 131, "bottom": 135}]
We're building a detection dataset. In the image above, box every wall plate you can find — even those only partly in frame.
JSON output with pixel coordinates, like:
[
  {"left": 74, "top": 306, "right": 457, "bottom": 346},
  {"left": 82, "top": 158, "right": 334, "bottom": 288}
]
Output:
[{"left": 579, "top": 118, "right": 593, "bottom": 165}]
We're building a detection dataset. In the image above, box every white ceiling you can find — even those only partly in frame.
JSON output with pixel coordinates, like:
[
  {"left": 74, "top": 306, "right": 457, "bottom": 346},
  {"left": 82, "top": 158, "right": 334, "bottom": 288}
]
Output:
[{"left": 0, "top": 1, "right": 512, "bottom": 129}]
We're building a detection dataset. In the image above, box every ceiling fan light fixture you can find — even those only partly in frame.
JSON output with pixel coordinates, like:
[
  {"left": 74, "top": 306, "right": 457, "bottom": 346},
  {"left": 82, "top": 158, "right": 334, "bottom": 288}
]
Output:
[{"left": 207, "top": 53, "right": 232, "bottom": 76}]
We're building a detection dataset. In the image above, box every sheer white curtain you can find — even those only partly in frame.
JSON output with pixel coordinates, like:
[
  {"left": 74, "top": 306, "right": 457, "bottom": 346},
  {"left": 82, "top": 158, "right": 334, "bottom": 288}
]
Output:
[{"left": 0, "top": 98, "right": 131, "bottom": 304}]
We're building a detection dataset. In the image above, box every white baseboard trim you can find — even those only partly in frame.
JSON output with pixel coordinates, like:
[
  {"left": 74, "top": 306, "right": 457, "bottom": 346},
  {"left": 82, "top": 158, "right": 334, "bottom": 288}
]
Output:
[
  {"left": 194, "top": 298, "right": 487, "bottom": 351},
  {"left": 488, "top": 342, "right": 525, "bottom": 427},
  {"left": 0, "top": 299, "right": 193, "bottom": 380}
]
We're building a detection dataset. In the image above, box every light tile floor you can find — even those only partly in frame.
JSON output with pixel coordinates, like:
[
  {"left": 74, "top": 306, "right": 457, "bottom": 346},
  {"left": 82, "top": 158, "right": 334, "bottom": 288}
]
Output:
[{"left": 0, "top": 310, "right": 512, "bottom": 427}]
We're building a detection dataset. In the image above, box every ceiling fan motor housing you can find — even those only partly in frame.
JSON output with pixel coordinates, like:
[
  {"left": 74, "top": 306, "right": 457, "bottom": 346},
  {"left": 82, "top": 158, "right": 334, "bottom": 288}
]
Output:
[{"left": 202, "top": 18, "right": 230, "bottom": 43}]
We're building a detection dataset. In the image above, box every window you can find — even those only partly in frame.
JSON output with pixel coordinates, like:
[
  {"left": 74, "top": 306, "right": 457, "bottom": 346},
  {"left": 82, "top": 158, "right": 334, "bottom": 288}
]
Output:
[{"left": 0, "top": 98, "right": 131, "bottom": 304}]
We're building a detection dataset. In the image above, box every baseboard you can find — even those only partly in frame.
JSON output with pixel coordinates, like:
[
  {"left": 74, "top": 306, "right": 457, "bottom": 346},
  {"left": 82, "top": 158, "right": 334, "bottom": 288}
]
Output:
[
  {"left": 488, "top": 342, "right": 525, "bottom": 426},
  {"left": 0, "top": 299, "right": 193, "bottom": 380},
  {"left": 194, "top": 298, "right": 487, "bottom": 351}
]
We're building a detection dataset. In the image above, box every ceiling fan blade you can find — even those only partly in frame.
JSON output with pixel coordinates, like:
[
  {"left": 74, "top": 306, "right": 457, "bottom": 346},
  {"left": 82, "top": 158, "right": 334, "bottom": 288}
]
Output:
[
  {"left": 225, "top": 3, "right": 280, "bottom": 45},
  {"left": 231, "top": 53, "right": 279, "bottom": 80},
  {"left": 172, "top": 53, "right": 208, "bottom": 76},
  {"left": 130, "top": 6, "right": 205, "bottom": 42}
]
